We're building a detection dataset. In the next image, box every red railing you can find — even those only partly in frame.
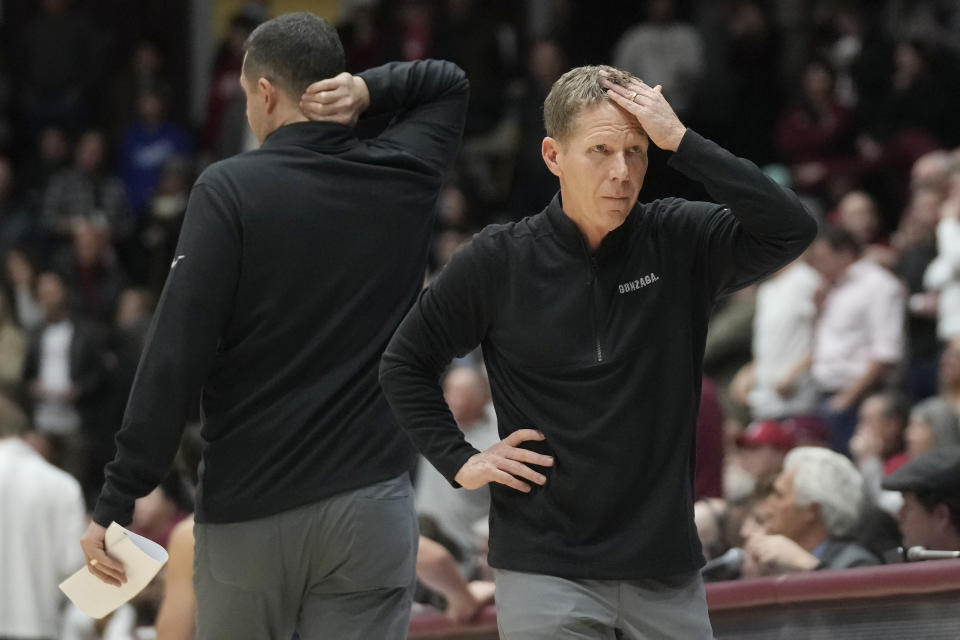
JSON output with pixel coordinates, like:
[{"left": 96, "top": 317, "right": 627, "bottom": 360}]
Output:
[
  {"left": 408, "top": 605, "right": 498, "bottom": 639},
  {"left": 409, "top": 560, "right": 960, "bottom": 639},
  {"left": 707, "top": 558, "right": 960, "bottom": 610}
]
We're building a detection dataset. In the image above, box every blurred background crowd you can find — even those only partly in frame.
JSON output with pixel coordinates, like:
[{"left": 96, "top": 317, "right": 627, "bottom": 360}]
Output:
[{"left": 2, "top": 0, "right": 960, "bottom": 637}]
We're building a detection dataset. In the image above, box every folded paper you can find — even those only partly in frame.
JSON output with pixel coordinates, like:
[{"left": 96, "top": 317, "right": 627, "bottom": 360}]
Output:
[{"left": 60, "top": 522, "right": 168, "bottom": 619}]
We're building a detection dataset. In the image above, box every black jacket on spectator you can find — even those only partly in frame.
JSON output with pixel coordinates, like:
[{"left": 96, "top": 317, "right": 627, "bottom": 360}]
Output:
[
  {"left": 381, "top": 130, "right": 817, "bottom": 580},
  {"left": 93, "top": 60, "right": 469, "bottom": 526},
  {"left": 22, "top": 318, "right": 104, "bottom": 422},
  {"left": 53, "top": 253, "right": 128, "bottom": 326}
]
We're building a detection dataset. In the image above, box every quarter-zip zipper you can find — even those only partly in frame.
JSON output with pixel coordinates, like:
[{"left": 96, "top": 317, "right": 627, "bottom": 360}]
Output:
[{"left": 589, "top": 257, "right": 604, "bottom": 363}]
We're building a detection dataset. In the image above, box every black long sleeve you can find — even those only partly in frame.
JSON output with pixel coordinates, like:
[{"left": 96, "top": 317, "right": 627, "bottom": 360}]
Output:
[
  {"left": 667, "top": 130, "right": 818, "bottom": 295},
  {"left": 381, "top": 130, "right": 815, "bottom": 579},
  {"left": 94, "top": 184, "right": 241, "bottom": 526},
  {"left": 380, "top": 237, "right": 500, "bottom": 485},
  {"left": 359, "top": 60, "right": 470, "bottom": 176},
  {"left": 94, "top": 60, "right": 468, "bottom": 527}
]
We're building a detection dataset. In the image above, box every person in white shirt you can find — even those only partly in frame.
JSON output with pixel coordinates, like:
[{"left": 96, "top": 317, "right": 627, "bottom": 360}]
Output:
[
  {"left": 749, "top": 256, "right": 823, "bottom": 420},
  {"left": 0, "top": 395, "right": 86, "bottom": 640},
  {"left": 810, "top": 226, "right": 906, "bottom": 454},
  {"left": 415, "top": 365, "right": 500, "bottom": 568},
  {"left": 923, "top": 189, "right": 960, "bottom": 340},
  {"left": 58, "top": 603, "right": 137, "bottom": 640},
  {"left": 612, "top": 0, "right": 704, "bottom": 117},
  {"left": 22, "top": 270, "right": 104, "bottom": 502}
]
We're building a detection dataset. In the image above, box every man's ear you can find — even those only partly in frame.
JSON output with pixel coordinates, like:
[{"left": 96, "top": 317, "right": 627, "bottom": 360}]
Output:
[
  {"left": 258, "top": 77, "right": 278, "bottom": 114},
  {"left": 933, "top": 503, "right": 952, "bottom": 529},
  {"left": 542, "top": 136, "right": 563, "bottom": 178},
  {"left": 802, "top": 502, "right": 822, "bottom": 528}
]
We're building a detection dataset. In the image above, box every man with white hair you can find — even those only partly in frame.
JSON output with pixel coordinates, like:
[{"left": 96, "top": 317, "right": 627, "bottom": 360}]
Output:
[{"left": 745, "top": 446, "right": 879, "bottom": 573}]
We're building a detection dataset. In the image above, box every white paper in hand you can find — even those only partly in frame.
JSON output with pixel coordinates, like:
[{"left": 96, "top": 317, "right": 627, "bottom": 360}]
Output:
[{"left": 59, "top": 521, "right": 169, "bottom": 619}]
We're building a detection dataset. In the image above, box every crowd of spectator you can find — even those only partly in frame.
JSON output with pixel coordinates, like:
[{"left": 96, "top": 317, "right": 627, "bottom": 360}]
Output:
[{"left": 2, "top": 0, "right": 960, "bottom": 637}]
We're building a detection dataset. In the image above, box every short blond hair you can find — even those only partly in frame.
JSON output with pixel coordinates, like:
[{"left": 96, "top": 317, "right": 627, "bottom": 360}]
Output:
[{"left": 543, "top": 65, "right": 640, "bottom": 142}]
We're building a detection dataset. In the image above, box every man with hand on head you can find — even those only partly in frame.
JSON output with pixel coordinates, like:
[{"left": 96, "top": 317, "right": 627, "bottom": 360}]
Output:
[
  {"left": 80, "top": 12, "right": 469, "bottom": 640},
  {"left": 380, "top": 65, "right": 816, "bottom": 639}
]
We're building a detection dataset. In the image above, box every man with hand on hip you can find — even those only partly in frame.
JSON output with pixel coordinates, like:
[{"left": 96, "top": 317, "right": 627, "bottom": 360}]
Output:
[
  {"left": 380, "top": 65, "right": 816, "bottom": 639},
  {"left": 80, "top": 12, "right": 468, "bottom": 640}
]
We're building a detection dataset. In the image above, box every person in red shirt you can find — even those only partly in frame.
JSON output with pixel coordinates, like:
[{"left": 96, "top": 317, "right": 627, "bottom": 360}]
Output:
[
  {"left": 695, "top": 377, "right": 725, "bottom": 499},
  {"left": 850, "top": 391, "right": 910, "bottom": 475}
]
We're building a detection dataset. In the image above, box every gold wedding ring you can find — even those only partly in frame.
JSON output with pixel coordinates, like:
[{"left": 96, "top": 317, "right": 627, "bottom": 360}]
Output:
[
  {"left": 89, "top": 559, "right": 99, "bottom": 567},
  {"left": 628, "top": 90, "right": 638, "bottom": 101}
]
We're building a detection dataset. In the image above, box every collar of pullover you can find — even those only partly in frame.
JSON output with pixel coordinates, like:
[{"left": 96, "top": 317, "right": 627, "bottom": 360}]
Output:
[
  {"left": 544, "top": 192, "right": 635, "bottom": 261},
  {"left": 262, "top": 121, "right": 358, "bottom": 152}
]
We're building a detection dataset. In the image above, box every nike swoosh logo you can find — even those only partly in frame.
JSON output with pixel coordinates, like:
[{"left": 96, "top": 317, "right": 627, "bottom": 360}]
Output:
[{"left": 170, "top": 255, "right": 186, "bottom": 269}]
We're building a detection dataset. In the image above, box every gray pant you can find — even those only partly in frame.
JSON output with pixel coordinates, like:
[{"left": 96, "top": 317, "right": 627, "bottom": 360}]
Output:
[
  {"left": 493, "top": 568, "right": 714, "bottom": 640},
  {"left": 194, "top": 474, "right": 418, "bottom": 640}
]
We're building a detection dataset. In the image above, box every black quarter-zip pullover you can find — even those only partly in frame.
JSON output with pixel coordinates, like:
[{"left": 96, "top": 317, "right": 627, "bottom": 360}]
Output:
[
  {"left": 380, "top": 130, "right": 817, "bottom": 579},
  {"left": 93, "top": 60, "right": 469, "bottom": 527}
]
